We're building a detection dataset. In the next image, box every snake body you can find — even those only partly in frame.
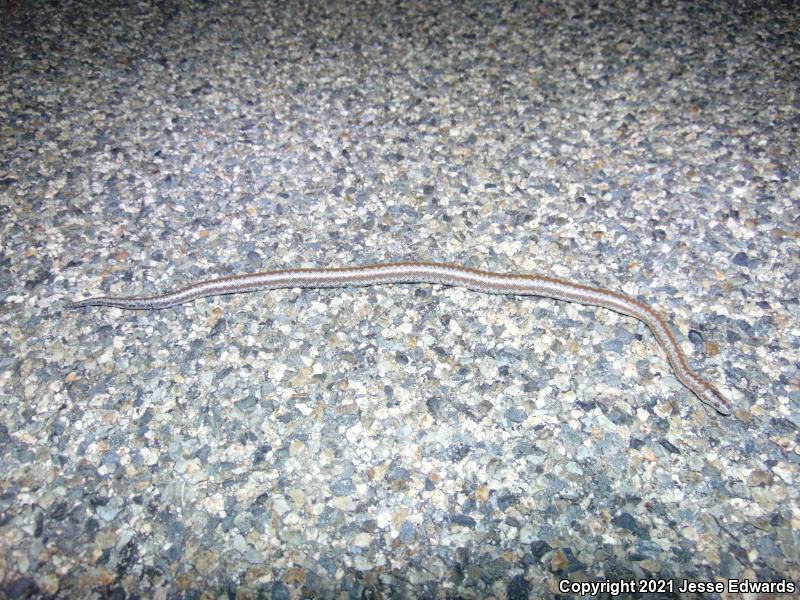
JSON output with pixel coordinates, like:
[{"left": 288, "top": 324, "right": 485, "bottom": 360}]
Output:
[{"left": 68, "top": 261, "right": 731, "bottom": 415}]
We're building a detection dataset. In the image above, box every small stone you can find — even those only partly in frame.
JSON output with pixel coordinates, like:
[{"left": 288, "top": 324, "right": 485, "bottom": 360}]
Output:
[
  {"left": 451, "top": 514, "right": 476, "bottom": 528},
  {"left": 550, "top": 548, "right": 568, "bottom": 572},
  {"left": 283, "top": 567, "right": 306, "bottom": 585},
  {"left": 506, "top": 407, "right": 527, "bottom": 423},
  {"left": 475, "top": 484, "right": 490, "bottom": 503},
  {"left": 530, "top": 540, "right": 551, "bottom": 561},
  {"left": 731, "top": 252, "right": 749, "bottom": 266}
]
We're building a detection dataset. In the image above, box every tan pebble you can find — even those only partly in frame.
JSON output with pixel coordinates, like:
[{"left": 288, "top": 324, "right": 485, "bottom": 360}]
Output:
[
  {"left": 96, "top": 567, "right": 115, "bottom": 586},
  {"left": 475, "top": 484, "right": 490, "bottom": 503},
  {"left": 550, "top": 548, "right": 568, "bottom": 571},
  {"left": 37, "top": 574, "right": 60, "bottom": 594},
  {"left": 733, "top": 408, "right": 752, "bottom": 423},
  {"left": 283, "top": 567, "right": 306, "bottom": 584},
  {"left": 747, "top": 469, "right": 773, "bottom": 486},
  {"left": 640, "top": 559, "right": 662, "bottom": 573},
  {"left": 175, "top": 572, "right": 193, "bottom": 590}
]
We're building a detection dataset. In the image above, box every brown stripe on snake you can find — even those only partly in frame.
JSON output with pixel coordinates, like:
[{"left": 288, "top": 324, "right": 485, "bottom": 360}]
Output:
[{"left": 67, "top": 261, "right": 732, "bottom": 415}]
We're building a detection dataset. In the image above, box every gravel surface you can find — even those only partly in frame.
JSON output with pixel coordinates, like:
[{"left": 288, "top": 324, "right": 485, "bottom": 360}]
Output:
[{"left": 1, "top": 0, "right": 798, "bottom": 598}]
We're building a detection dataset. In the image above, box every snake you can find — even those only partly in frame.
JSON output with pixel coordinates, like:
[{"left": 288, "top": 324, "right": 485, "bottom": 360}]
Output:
[{"left": 67, "top": 261, "right": 732, "bottom": 415}]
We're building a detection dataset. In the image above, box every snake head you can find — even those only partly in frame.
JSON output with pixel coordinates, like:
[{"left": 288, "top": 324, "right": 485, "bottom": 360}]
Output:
[{"left": 697, "top": 383, "right": 732, "bottom": 416}]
